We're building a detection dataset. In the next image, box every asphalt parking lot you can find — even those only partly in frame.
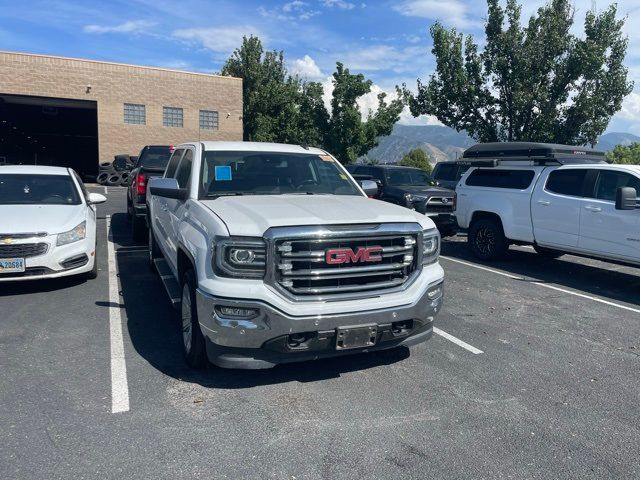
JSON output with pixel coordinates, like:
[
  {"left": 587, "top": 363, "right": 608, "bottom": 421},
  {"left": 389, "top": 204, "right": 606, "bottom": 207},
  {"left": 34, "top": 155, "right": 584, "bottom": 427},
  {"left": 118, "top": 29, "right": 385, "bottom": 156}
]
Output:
[{"left": 1, "top": 187, "right": 639, "bottom": 480}]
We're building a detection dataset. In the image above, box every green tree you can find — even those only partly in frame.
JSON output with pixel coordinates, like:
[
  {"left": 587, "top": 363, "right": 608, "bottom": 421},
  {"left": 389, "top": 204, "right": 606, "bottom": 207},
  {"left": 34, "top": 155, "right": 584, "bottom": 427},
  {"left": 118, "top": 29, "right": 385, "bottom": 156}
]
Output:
[
  {"left": 404, "top": 0, "right": 633, "bottom": 146},
  {"left": 606, "top": 143, "right": 640, "bottom": 165},
  {"left": 325, "top": 63, "right": 404, "bottom": 163},
  {"left": 222, "top": 38, "right": 403, "bottom": 162},
  {"left": 399, "top": 148, "right": 433, "bottom": 174}
]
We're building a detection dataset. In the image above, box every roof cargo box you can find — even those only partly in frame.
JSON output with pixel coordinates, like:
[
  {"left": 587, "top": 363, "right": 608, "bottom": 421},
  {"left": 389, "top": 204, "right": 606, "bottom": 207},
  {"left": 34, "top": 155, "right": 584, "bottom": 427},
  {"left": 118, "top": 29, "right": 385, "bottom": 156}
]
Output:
[{"left": 462, "top": 142, "right": 607, "bottom": 165}]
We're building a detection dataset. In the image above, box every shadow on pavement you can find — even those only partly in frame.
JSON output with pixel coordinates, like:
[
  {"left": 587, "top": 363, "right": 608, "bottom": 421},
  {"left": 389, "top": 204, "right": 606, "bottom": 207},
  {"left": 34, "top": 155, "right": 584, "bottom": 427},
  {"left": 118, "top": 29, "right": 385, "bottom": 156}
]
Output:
[
  {"left": 109, "top": 212, "right": 412, "bottom": 389},
  {"left": 0, "top": 274, "right": 87, "bottom": 296},
  {"left": 441, "top": 238, "right": 640, "bottom": 307}
]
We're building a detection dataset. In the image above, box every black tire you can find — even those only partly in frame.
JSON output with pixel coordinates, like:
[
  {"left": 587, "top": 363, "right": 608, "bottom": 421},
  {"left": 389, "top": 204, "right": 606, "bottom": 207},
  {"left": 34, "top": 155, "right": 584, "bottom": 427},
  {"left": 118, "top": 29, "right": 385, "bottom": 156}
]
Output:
[
  {"left": 180, "top": 269, "right": 208, "bottom": 368},
  {"left": 113, "top": 154, "right": 130, "bottom": 172},
  {"left": 99, "top": 161, "right": 115, "bottom": 173},
  {"left": 120, "top": 172, "right": 130, "bottom": 186},
  {"left": 468, "top": 218, "right": 508, "bottom": 260},
  {"left": 534, "top": 245, "right": 564, "bottom": 259},
  {"left": 106, "top": 174, "right": 122, "bottom": 186},
  {"left": 131, "top": 213, "right": 147, "bottom": 242},
  {"left": 148, "top": 226, "right": 162, "bottom": 270},
  {"left": 96, "top": 172, "right": 110, "bottom": 185}
]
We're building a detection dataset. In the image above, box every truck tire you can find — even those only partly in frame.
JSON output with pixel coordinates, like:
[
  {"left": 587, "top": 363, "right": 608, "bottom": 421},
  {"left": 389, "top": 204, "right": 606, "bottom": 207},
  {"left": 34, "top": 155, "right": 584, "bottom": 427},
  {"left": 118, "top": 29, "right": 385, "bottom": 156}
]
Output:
[
  {"left": 131, "top": 213, "right": 147, "bottom": 243},
  {"left": 534, "top": 245, "right": 564, "bottom": 259},
  {"left": 106, "top": 174, "right": 122, "bottom": 186},
  {"left": 468, "top": 218, "right": 508, "bottom": 260},
  {"left": 181, "top": 269, "right": 208, "bottom": 369},
  {"left": 148, "top": 226, "right": 161, "bottom": 270}
]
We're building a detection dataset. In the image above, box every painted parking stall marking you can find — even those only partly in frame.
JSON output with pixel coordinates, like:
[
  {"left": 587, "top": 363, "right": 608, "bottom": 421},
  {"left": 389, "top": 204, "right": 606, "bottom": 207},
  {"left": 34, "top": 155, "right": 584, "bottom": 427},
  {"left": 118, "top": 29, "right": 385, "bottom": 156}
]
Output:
[
  {"left": 440, "top": 255, "right": 640, "bottom": 315},
  {"left": 433, "top": 327, "right": 484, "bottom": 354},
  {"left": 106, "top": 215, "right": 130, "bottom": 414}
]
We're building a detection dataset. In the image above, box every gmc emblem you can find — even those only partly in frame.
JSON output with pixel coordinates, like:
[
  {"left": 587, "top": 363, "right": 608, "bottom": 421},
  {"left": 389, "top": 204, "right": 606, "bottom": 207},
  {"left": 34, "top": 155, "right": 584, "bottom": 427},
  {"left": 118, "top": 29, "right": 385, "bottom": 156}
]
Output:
[{"left": 325, "top": 246, "right": 383, "bottom": 265}]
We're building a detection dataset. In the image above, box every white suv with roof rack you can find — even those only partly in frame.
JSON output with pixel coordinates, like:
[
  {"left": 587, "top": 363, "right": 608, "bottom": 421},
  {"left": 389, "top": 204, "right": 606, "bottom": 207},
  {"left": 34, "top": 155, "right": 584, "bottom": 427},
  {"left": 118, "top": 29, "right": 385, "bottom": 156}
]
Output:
[{"left": 455, "top": 142, "right": 640, "bottom": 265}]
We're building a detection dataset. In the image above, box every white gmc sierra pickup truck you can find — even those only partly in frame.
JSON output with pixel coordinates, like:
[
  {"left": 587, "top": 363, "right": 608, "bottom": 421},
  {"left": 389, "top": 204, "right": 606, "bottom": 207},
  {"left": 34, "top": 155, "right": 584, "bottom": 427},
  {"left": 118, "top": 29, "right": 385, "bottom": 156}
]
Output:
[
  {"left": 147, "top": 142, "right": 444, "bottom": 369},
  {"left": 455, "top": 142, "right": 640, "bottom": 265}
]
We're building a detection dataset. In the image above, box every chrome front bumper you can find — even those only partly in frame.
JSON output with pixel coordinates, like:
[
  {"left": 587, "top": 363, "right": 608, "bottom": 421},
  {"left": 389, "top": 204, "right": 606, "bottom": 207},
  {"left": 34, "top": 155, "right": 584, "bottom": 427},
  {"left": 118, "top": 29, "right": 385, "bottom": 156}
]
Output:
[{"left": 195, "top": 280, "right": 444, "bottom": 369}]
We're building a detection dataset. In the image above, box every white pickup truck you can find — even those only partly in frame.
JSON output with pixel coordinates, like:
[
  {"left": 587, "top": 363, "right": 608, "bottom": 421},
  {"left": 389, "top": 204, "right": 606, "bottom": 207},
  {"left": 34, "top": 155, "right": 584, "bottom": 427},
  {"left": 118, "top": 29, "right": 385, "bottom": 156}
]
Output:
[
  {"left": 147, "top": 142, "right": 444, "bottom": 369},
  {"left": 455, "top": 142, "right": 640, "bottom": 265}
]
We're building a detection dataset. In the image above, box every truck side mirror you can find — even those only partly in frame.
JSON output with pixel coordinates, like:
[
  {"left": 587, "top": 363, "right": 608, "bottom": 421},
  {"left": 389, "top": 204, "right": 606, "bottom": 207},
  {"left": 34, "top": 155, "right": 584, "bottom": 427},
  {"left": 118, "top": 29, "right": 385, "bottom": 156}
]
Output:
[
  {"left": 615, "top": 187, "right": 637, "bottom": 210},
  {"left": 149, "top": 177, "right": 188, "bottom": 201},
  {"left": 360, "top": 179, "right": 379, "bottom": 198}
]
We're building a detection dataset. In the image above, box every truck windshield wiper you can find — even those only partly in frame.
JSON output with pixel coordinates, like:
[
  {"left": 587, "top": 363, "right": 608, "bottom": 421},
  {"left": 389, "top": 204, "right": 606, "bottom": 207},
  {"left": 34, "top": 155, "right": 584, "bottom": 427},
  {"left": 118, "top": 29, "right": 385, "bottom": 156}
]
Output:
[{"left": 206, "top": 192, "right": 244, "bottom": 199}]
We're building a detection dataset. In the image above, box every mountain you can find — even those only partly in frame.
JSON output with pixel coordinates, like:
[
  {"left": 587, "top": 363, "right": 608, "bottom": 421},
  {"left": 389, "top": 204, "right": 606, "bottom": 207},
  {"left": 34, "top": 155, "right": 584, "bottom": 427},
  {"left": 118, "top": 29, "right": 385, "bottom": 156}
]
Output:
[
  {"left": 595, "top": 132, "right": 640, "bottom": 151},
  {"left": 363, "top": 126, "right": 640, "bottom": 164}
]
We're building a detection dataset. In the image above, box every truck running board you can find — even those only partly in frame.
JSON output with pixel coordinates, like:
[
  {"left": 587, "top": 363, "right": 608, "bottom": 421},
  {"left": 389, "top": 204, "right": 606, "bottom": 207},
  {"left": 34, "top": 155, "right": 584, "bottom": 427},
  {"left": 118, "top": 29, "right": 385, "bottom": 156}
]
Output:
[{"left": 153, "top": 258, "right": 181, "bottom": 309}]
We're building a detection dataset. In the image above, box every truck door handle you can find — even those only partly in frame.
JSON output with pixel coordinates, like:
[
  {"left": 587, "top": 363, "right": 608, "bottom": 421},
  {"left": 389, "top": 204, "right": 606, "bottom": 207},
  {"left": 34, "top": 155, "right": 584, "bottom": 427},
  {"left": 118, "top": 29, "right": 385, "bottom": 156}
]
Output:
[
  {"left": 537, "top": 200, "right": 551, "bottom": 206},
  {"left": 584, "top": 205, "right": 602, "bottom": 212}
]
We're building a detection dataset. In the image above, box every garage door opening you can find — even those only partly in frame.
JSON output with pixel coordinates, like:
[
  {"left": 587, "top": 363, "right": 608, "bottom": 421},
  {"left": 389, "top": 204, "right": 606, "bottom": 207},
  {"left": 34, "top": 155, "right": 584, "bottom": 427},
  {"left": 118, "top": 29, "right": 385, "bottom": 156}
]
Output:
[{"left": 0, "top": 94, "right": 98, "bottom": 180}]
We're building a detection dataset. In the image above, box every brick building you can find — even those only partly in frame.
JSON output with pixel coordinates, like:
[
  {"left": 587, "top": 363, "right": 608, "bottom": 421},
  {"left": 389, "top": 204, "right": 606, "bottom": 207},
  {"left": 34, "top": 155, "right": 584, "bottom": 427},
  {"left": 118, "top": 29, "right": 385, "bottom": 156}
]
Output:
[{"left": 0, "top": 51, "right": 243, "bottom": 178}]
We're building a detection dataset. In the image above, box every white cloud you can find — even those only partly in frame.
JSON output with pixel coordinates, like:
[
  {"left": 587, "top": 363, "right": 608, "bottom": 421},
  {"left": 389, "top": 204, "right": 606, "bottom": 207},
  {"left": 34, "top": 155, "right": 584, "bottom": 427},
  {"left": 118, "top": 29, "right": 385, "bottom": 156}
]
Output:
[
  {"left": 172, "top": 26, "right": 266, "bottom": 55},
  {"left": 290, "top": 55, "right": 325, "bottom": 80},
  {"left": 259, "top": 2, "right": 320, "bottom": 21},
  {"left": 394, "top": 0, "right": 481, "bottom": 29},
  {"left": 83, "top": 20, "right": 155, "bottom": 34},
  {"left": 617, "top": 92, "right": 640, "bottom": 121},
  {"left": 337, "top": 45, "right": 425, "bottom": 72},
  {"left": 322, "top": 0, "right": 356, "bottom": 10}
]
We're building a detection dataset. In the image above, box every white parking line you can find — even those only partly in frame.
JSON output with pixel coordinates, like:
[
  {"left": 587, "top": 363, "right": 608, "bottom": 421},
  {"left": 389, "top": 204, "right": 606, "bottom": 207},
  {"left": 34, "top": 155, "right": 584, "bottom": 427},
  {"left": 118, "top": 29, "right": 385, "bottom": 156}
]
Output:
[
  {"left": 433, "top": 327, "right": 484, "bottom": 354},
  {"left": 106, "top": 215, "right": 130, "bottom": 414},
  {"left": 440, "top": 256, "right": 640, "bottom": 315}
]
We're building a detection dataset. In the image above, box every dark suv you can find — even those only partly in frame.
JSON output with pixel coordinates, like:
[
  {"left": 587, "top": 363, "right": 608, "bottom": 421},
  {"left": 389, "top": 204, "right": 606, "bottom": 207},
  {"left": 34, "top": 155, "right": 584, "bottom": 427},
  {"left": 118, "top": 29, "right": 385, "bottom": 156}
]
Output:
[
  {"left": 431, "top": 161, "right": 470, "bottom": 190},
  {"left": 127, "top": 145, "right": 173, "bottom": 241},
  {"left": 346, "top": 164, "right": 457, "bottom": 237}
]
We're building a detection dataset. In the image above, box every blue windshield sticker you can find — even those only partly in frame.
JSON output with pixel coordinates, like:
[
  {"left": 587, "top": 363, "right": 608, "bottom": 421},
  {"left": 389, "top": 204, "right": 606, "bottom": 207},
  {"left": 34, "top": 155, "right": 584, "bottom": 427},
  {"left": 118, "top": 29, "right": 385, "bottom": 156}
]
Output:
[{"left": 215, "top": 165, "right": 232, "bottom": 181}]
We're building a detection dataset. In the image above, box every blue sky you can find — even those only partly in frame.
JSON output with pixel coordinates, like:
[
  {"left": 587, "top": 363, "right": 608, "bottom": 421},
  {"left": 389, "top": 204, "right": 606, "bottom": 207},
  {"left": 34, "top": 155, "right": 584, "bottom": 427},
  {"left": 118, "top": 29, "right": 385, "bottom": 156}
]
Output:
[{"left": 1, "top": 0, "right": 640, "bottom": 134}]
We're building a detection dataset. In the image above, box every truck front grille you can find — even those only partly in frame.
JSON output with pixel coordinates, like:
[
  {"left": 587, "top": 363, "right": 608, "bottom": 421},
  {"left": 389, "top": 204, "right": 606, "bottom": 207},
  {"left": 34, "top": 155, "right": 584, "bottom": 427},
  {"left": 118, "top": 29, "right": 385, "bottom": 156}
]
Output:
[
  {"left": 0, "top": 243, "right": 48, "bottom": 258},
  {"left": 425, "top": 196, "right": 454, "bottom": 214},
  {"left": 272, "top": 229, "right": 419, "bottom": 298}
]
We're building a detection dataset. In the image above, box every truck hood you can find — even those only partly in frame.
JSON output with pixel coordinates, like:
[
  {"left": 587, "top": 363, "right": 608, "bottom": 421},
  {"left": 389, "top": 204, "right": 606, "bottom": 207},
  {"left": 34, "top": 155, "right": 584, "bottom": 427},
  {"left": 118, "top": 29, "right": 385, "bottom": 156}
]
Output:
[
  {"left": 201, "top": 195, "right": 432, "bottom": 237},
  {"left": 401, "top": 185, "right": 454, "bottom": 196},
  {"left": 0, "top": 204, "right": 86, "bottom": 235}
]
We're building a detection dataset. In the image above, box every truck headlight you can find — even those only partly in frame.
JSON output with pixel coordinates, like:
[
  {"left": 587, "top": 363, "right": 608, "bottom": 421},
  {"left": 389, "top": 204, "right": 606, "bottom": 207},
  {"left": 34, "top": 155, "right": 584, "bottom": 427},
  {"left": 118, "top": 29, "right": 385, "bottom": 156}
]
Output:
[
  {"left": 56, "top": 221, "right": 86, "bottom": 246},
  {"left": 422, "top": 230, "right": 440, "bottom": 265},
  {"left": 214, "top": 238, "right": 266, "bottom": 278}
]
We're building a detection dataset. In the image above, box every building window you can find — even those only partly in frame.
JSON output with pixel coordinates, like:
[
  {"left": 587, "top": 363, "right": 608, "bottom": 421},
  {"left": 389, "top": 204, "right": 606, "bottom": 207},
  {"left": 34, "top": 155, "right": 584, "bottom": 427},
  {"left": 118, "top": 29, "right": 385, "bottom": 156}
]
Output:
[
  {"left": 124, "top": 103, "right": 145, "bottom": 125},
  {"left": 163, "top": 107, "right": 183, "bottom": 128},
  {"left": 199, "top": 110, "right": 219, "bottom": 130}
]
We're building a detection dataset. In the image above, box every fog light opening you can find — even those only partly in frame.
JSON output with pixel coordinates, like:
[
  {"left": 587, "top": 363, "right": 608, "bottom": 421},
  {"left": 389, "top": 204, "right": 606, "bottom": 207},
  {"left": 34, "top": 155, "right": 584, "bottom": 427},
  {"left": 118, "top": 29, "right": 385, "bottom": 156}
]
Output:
[
  {"left": 287, "top": 332, "right": 315, "bottom": 350},
  {"left": 216, "top": 306, "right": 259, "bottom": 319},
  {"left": 391, "top": 320, "right": 413, "bottom": 335}
]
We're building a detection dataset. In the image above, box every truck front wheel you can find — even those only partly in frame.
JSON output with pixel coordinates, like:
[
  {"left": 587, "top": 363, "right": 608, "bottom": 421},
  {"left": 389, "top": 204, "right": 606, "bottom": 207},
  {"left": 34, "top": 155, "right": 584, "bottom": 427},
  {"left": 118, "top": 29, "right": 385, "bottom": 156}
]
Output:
[
  {"left": 180, "top": 269, "right": 208, "bottom": 369},
  {"left": 469, "top": 218, "right": 508, "bottom": 260}
]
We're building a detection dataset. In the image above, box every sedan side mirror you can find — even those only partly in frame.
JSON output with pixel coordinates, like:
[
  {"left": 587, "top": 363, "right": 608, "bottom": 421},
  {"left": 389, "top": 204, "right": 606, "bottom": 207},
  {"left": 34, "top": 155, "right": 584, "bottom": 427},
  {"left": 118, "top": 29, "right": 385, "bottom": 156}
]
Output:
[
  {"left": 87, "top": 192, "right": 107, "bottom": 205},
  {"left": 149, "top": 178, "right": 188, "bottom": 201},
  {"left": 360, "top": 179, "right": 379, "bottom": 197},
  {"left": 615, "top": 187, "right": 637, "bottom": 210}
]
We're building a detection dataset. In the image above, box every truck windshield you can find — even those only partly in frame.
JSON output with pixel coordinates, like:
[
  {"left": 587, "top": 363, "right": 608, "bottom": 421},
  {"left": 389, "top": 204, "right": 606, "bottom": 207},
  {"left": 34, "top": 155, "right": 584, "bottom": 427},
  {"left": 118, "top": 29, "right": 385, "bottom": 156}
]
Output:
[
  {"left": 386, "top": 168, "right": 434, "bottom": 186},
  {"left": 200, "top": 151, "right": 361, "bottom": 197},
  {"left": 0, "top": 174, "right": 81, "bottom": 205}
]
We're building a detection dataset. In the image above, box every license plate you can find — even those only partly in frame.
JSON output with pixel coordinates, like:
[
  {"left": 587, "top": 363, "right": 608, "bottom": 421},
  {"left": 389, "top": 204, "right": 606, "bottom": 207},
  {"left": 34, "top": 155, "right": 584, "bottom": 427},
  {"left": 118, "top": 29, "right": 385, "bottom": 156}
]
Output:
[
  {"left": 0, "top": 258, "right": 25, "bottom": 273},
  {"left": 335, "top": 324, "right": 378, "bottom": 350}
]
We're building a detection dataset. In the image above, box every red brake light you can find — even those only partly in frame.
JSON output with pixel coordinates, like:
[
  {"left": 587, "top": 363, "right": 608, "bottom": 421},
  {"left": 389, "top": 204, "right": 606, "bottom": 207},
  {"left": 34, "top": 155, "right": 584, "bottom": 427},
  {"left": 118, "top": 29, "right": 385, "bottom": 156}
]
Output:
[
  {"left": 169, "top": 144, "right": 175, "bottom": 152},
  {"left": 136, "top": 173, "right": 147, "bottom": 195}
]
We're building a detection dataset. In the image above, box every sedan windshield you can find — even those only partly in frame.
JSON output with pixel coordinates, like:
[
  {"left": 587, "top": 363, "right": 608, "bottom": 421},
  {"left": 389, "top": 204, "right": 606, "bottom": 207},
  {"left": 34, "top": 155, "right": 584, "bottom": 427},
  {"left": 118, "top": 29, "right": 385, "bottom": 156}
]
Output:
[
  {"left": 0, "top": 174, "right": 81, "bottom": 205},
  {"left": 200, "top": 151, "right": 361, "bottom": 197},
  {"left": 386, "top": 168, "right": 434, "bottom": 186}
]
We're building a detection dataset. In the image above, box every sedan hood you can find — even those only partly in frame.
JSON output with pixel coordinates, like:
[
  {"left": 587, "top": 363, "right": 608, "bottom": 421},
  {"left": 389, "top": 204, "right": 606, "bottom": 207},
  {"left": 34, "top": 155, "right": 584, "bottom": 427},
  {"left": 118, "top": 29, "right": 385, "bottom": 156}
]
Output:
[
  {"left": 0, "top": 204, "right": 86, "bottom": 235},
  {"left": 202, "top": 195, "right": 433, "bottom": 237}
]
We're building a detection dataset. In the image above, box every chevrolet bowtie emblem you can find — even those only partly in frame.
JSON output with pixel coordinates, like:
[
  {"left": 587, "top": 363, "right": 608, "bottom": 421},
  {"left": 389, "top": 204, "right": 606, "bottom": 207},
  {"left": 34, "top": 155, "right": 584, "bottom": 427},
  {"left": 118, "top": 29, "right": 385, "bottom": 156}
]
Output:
[{"left": 1, "top": 238, "right": 14, "bottom": 245}]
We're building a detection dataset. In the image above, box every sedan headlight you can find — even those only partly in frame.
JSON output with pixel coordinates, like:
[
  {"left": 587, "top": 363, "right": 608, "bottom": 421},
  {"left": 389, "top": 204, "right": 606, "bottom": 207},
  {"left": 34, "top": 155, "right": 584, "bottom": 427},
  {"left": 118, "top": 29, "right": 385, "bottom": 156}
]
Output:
[
  {"left": 214, "top": 238, "right": 266, "bottom": 278},
  {"left": 56, "top": 221, "right": 86, "bottom": 246},
  {"left": 422, "top": 230, "right": 440, "bottom": 265}
]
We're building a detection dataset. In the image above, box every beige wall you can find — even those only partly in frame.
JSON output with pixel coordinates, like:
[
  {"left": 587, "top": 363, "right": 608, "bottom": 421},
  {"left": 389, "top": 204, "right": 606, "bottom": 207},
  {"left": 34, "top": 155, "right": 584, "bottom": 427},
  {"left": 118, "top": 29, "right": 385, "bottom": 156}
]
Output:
[{"left": 0, "top": 51, "right": 243, "bottom": 163}]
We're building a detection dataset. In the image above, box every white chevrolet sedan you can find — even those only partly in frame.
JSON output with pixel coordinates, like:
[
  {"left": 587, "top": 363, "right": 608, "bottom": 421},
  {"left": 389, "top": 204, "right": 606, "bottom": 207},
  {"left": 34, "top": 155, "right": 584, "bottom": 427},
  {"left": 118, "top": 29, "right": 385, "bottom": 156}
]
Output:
[{"left": 0, "top": 165, "right": 106, "bottom": 281}]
